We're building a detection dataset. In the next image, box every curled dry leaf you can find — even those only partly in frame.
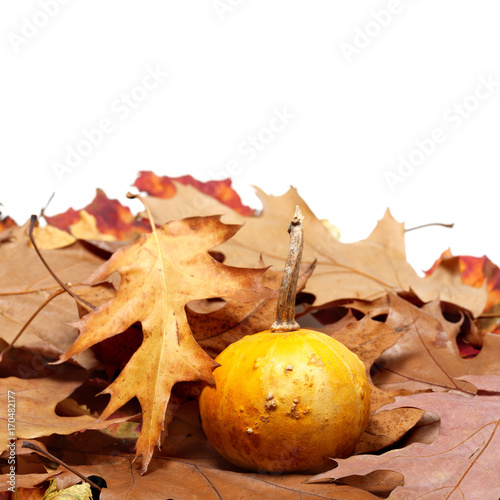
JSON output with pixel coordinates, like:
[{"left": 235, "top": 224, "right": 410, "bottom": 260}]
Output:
[
  {"left": 309, "top": 375, "right": 500, "bottom": 500},
  {"left": 373, "top": 294, "right": 500, "bottom": 394},
  {"left": 429, "top": 251, "right": 500, "bottom": 334},
  {"left": 55, "top": 215, "right": 275, "bottom": 472},
  {"left": 414, "top": 255, "right": 488, "bottom": 318}
]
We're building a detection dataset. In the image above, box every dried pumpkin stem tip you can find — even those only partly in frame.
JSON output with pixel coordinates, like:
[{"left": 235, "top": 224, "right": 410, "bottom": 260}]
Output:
[{"left": 271, "top": 206, "right": 304, "bottom": 333}]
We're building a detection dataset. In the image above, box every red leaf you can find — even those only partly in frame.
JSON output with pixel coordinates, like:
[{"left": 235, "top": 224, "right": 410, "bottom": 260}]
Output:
[
  {"left": 133, "top": 171, "right": 255, "bottom": 216},
  {"left": 45, "top": 189, "right": 151, "bottom": 240},
  {"left": 0, "top": 215, "right": 17, "bottom": 232}
]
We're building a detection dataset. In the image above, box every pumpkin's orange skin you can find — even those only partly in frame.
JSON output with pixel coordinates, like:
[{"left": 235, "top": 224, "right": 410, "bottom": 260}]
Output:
[{"left": 199, "top": 329, "right": 371, "bottom": 473}]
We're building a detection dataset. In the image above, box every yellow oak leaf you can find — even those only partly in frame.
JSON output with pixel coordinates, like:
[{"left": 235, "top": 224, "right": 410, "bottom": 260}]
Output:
[{"left": 57, "top": 215, "right": 274, "bottom": 472}]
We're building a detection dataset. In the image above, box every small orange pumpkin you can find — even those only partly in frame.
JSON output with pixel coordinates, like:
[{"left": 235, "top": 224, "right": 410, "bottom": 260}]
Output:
[{"left": 199, "top": 208, "right": 370, "bottom": 473}]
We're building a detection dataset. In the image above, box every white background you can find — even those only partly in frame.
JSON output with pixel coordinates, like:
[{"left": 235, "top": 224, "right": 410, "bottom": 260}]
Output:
[{"left": 1, "top": 1, "right": 500, "bottom": 274}]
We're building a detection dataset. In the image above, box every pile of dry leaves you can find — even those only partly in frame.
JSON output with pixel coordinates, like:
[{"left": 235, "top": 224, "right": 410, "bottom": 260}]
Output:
[{"left": 0, "top": 171, "right": 499, "bottom": 499}]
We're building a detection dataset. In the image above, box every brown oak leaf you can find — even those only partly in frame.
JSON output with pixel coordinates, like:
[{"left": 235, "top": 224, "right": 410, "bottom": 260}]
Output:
[
  {"left": 372, "top": 294, "right": 500, "bottom": 394},
  {"left": 217, "top": 192, "right": 486, "bottom": 316},
  {"left": 140, "top": 183, "right": 487, "bottom": 315},
  {"left": 56, "top": 215, "right": 274, "bottom": 472}
]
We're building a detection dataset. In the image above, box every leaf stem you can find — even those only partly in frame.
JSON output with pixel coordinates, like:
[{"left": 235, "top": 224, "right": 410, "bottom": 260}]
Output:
[
  {"left": 271, "top": 206, "right": 304, "bottom": 333},
  {"left": 405, "top": 222, "right": 454, "bottom": 232},
  {"left": 29, "top": 216, "right": 95, "bottom": 312}
]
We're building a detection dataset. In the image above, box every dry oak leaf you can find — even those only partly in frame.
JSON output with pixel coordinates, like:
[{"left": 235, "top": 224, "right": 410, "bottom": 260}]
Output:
[
  {"left": 133, "top": 170, "right": 255, "bottom": 216},
  {"left": 137, "top": 184, "right": 343, "bottom": 302},
  {"left": 372, "top": 294, "right": 500, "bottom": 394},
  {"left": 140, "top": 183, "right": 487, "bottom": 315},
  {"left": 309, "top": 375, "right": 500, "bottom": 500},
  {"left": 218, "top": 191, "right": 486, "bottom": 315},
  {"left": 56, "top": 215, "right": 274, "bottom": 473},
  {"left": 82, "top": 261, "right": 314, "bottom": 366},
  {"left": 45, "top": 188, "right": 151, "bottom": 241},
  {"left": 0, "top": 371, "right": 128, "bottom": 449},
  {"left": 0, "top": 223, "right": 105, "bottom": 368},
  {"left": 318, "top": 315, "right": 424, "bottom": 454}
]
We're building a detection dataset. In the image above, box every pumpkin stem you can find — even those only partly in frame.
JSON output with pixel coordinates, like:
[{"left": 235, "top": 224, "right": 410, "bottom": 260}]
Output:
[{"left": 271, "top": 206, "right": 304, "bottom": 332}]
